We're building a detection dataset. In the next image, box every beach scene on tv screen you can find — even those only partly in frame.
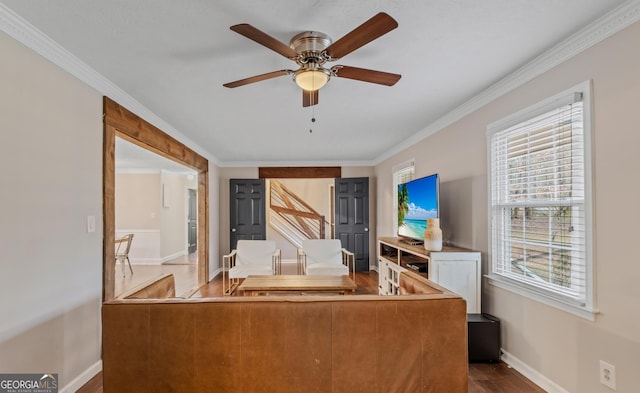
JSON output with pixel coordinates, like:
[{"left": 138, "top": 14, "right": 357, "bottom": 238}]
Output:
[{"left": 398, "top": 177, "right": 438, "bottom": 240}]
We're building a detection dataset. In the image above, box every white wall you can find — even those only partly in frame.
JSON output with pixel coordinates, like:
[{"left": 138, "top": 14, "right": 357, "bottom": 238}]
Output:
[
  {"left": 115, "top": 173, "right": 161, "bottom": 264},
  {"left": 0, "top": 31, "right": 103, "bottom": 389},
  {"left": 375, "top": 21, "right": 640, "bottom": 393},
  {"left": 208, "top": 162, "right": 221, "bottom": 280},
  {"left": 115, "top": 173, "right": 161, "bottom": 230},
  {"left": 160, "top": 171, "right": 188, "bottom": 259}
]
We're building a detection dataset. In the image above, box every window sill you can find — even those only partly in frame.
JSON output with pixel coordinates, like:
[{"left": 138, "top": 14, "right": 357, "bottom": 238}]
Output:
[{"left": 486, "top": 274, "right": 597, "bottom": 321}]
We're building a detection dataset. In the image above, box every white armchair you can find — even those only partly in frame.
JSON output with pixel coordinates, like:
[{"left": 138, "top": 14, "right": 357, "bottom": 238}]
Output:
[
  {"left": 223, "top": 240, "right": 281, "bottom": 295},
  {"left": 297, "top": 239, "right": 355, "bottom": 281}
]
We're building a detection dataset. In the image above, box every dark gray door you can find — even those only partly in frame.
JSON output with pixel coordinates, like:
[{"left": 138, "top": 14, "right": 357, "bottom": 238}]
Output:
[
  {"left": 187, "top": 189, "right": 197, "bottom": 254},
  {"left": 335, "top": 177, "right": 369, "bottom": 271},
  {"left": 229, "top": 179, "right": 266, "bottom": 250}
]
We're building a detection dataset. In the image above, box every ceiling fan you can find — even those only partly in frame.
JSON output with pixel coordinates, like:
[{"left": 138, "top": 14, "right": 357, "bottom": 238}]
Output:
[{"left": 223, "top": 12, "right": 401, "bottom": 107}]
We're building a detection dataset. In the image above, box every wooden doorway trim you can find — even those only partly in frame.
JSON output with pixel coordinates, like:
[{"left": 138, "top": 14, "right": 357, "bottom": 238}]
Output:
[{"left": 103, "top": 96, "right": 209, "bottom": 300}]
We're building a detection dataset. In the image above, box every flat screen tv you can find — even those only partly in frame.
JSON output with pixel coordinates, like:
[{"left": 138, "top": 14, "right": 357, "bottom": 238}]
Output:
[{"left": 397, "top": 173, "right": 439, "bottom": 242}]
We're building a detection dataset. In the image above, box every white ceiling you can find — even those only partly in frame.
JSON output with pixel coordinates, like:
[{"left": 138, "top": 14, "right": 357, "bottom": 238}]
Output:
[{"left": 0, "top": 0, "right": 628, "bottom": 165}]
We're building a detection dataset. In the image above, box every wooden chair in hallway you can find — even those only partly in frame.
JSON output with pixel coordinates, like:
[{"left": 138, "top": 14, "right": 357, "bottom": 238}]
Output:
[{"left": 115, "top": 233, "right": 134, "bottom": 277}]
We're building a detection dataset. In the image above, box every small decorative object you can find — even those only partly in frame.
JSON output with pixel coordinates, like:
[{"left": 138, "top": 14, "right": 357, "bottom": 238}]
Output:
[{"left": 423, "top": 218, "right": 443, "bottom": 251}]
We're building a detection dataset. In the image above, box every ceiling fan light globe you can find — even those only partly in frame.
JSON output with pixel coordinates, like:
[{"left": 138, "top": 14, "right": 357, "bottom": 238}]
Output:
[{"left": 294, "top": 69, "right": 330, "bottom": 91}]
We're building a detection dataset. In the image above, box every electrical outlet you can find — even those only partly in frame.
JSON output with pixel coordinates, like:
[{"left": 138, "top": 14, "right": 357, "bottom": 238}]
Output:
[{"left": 599, "top": 360, "right": 616, "bottom": 390}]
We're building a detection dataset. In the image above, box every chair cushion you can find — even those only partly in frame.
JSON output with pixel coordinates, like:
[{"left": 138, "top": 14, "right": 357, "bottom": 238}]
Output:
[
  {"left": 236, "top": 240, "right": 276, "bottom": 266},
  {"left": 229, "top": 264, "right": 274, "bottom": 279},
  {"left": 302, "top": 239, "right": 343, "bottom": 266},
  {"left": 306, "top": 263, "right": 349, "bottom": 276}
]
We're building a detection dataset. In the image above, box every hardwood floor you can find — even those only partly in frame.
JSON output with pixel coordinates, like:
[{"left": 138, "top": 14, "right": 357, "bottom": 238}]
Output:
[
  {"left": 76, "top": 375, "right": 103, "bottom": 393},
  {"left": 78, "top": 361, "right": 545, "bottom": 393},
  {"left": 82, "top": 270, "right": 546, "bottom": 393},
  {"left": 468, "top": 362, "right": 546, "bottom": 393}
]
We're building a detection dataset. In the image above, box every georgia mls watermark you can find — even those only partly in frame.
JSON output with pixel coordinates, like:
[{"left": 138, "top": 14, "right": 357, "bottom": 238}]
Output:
[{"left": 0, "top": 374, "right": 58, "bottom": 393}]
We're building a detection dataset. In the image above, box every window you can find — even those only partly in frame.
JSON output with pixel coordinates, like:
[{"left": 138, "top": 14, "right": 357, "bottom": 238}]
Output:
[
  {"left": 487, "top": 81, "right": 594, "bottom": 319},
  {"left": 392, "top": 160, "right": 415, "bottom": 236}
]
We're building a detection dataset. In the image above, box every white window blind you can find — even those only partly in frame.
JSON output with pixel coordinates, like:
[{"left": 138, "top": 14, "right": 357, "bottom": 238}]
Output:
[
  {"left": 488, "top": 82, "right": 593, "bottom": 317},
  {"left": 393, "top": 161, "right": 414, "bottom": 235}
]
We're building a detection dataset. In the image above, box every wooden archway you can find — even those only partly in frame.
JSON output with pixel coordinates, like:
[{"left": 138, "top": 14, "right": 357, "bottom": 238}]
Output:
[{"left": 102, "top": 97, "right": 209, "bottom": 300}]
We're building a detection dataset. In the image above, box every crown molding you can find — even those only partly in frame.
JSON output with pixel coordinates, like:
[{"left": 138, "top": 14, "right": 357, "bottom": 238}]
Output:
[
  {"left": 216, "top": 159, "right": 376, "bottom": 168},
  {"left": 0, "top": 2, "right": 219, "bottom": 166},
  {"left": 374, "top": 0, "right": 640, "bottom": 165}
]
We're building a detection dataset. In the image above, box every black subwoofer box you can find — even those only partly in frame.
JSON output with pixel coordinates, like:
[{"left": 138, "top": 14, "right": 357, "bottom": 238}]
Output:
[{"left": 467, "top": 313, "right": 501, "bottom": 362}]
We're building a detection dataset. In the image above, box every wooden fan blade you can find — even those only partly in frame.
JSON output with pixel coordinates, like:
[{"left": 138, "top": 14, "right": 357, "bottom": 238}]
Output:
[
  {"left": 302, "top": 89, "right": 319, "bottom": 107},
  {"left": 230, "top": 24, "right": 298, "bottom": 59},
  {"left": 324, "top": 13, "right": 398, "bottom": 60},
  {"left": 223, "top": 70, "right": 291, "bottom": 88},
  {"left": 332, "top": 66, "right": 401, "bottom": 86}
]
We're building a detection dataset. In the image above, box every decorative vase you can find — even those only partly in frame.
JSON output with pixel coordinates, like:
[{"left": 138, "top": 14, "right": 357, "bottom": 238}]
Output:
[{"left": 423, "top": 218, "right": 443, "bottom": 251}]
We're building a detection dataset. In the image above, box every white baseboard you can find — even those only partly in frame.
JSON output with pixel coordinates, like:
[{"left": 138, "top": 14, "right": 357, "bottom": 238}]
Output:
[
  {"left": 501, "top": 349, "right": 569, "bottom": 393},
  {"left": 209, "top": 267, "right": 222, "bottom": 281},
  {"left": 129, "top": 251, "right": 188, "bottom": 264},
  {"left": 160, "top": 250, "right": 188, "bottom": 263},
  {"left": 60, "top": 360, "right": 102, "bottom": 393},
  {"left": 129, "top": 258, "right": 162, "bottom": 265}
]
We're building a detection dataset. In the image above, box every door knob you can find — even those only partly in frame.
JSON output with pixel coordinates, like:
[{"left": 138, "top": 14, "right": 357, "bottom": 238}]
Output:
[
  {"left": 364, "top": 228, "right": 369, "bottom": 232},
  {"left": 231, "top": 228, "right": 236, "bottom": 232}
]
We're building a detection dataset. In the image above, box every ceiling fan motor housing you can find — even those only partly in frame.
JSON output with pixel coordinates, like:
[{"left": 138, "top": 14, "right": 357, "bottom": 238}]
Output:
[{"left": 289, "top": 31, "right": 332, "bottom": 65}]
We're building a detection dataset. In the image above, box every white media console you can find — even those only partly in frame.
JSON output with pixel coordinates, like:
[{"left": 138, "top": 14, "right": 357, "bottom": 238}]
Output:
[{"left": 377, "top": 237, "right": 482, "bottom": 313}]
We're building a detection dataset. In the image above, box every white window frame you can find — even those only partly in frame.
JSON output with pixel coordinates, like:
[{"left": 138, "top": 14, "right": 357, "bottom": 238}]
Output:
[
  {"left": 392, "top": 159, "right": 415, "bottom": 236},
  {"left": 486, "top": 81, "right": 596, "bottom": 320}
]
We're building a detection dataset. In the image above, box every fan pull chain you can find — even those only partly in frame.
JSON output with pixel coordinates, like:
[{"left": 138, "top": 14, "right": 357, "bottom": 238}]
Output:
[{"left": 309, "top": 90, "right": 316, "bottom": 133}]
